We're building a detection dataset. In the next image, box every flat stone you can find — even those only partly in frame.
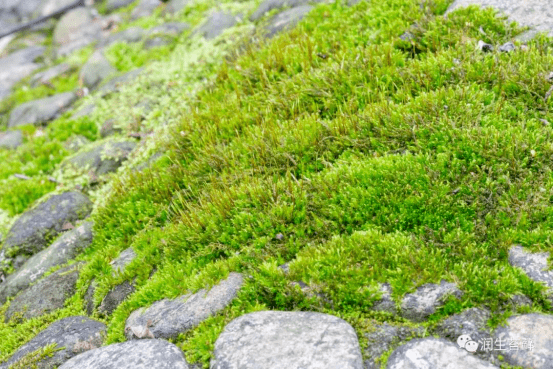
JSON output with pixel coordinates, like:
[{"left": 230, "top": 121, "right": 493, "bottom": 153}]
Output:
[
  {"left": 265, "top": 5, "right": 313, "bottom": 38},
  {"left": 30, "top": 63, "right": 72, "bottom": 87},
  {"left": 211, "top": 310, "right": 363, "bottom": 369},
  {"left": 99, "top": 280, "right": 135, "bottom": 316},
  {"left": 447, "top": 1, "right": 553, "bottom": 39},
  {"left": 493, "top": 313, "right": 553, "bottom": 368},
  {"left": 130, "top": 0, "right": 162, "bottom": 20},
  {"left": 126, "top": 273, "right": 243, "bottom": 340},
  {"left": 58, "top": 339, "right": 190, "bottom": 369},
  {"left": 0, "top": 46, "right": 45, "bottom": 100},
  {"left": 386, "top": 338, "right": 499, "bottom": 369},
  {"left": 373, "top": 283, "right": 396, "bottom": 314},
  {"left": 52, "top": 7, "right": 103, "bottom": 56},
  {"left": 39, "top": 0, "right": 77, "bottom": 17},
  {"left": 105, "top": 0, "right": 136, "bottom": 12},
  {"left": 400, "top": 280, "right": 463, "bottom": 322},
  {"left": 8, "top": 91, "right": 77, "bottom": 128},
  {"left": 148, "top": 22, "right": 189, "bottom": 36},
  {"left": 3, "top": 191, "right": 92, "bottom": 260},
  {"left": 111, "top": 247, "right": 137, "bottom": 273},
  {"left": 0, "top": 130, "right": 23, "bottom": 149},
  {"left": 5, "top": 263, "right": 82, "bottom": 322},
  {"left": 0, "top": 316, "right": 105, "bottom": 369},
  {"left": 193, "top": 11, "right": 239, "bottom": 40},
  {"left": 66, "top": 140, "right": 136, "bottom": 176},
  {"left": 98, "top": 68, "right": 144, "bottom": 96},
  {"left": 144, "top": 36, "right": 170, "bottom": 49},
  {"left": 80, "top": 50, "right": 117, "bottom": 90},
  {"left": 250, "top": 0, "right": 322, "bottom": 21},
  {"left": 509, "top": 245, "right": 553, "bottom": 289},
  {"left": 0, "top": 222, "right": 93, "bottom": 305},
  {"left": 99, "top": 26, "right": 145, "bottom": 48}
]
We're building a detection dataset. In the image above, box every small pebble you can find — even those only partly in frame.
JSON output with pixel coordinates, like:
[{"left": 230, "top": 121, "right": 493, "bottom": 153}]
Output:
[{"left": 499, "top": 42, "right": 515, "bottom": 53}]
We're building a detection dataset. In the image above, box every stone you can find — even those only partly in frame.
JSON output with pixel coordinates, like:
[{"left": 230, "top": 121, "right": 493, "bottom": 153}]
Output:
[
  {"left": 477, "top": 40, "right": 494, "bottom": 52},
  {"left": 99, "top": 26, "right": 145, "bottom": 48},
  {"left": 250, "top": 0, "right": 322, "bottom": 21},
  {"left": 211, "top": 311, "right": 363, "bottom": 369},
  {"left": 386, "top": 338, "right": 499, "bottom": 369},
  {"left": 30, "top": 63, "right": 72, "bottom": 87},
  {"left": 2, "top": 191, "right": 92, "bottom": 260},
  {"left": 144, "top": 36, "right": 170, "bottom": 49},
  {"left": 193, "top": 11, "right": 239, "bottom": 40},
  {"left": 65, "top": 135, "right": 91, "bottom": 152},
  {"left": 98, "top": 67, "right": 144, "bottom": 96},
  {"left": 58, "top": 339, "right": 190, "bottom": 369},
  {"left": 148, "top": 22, "right": 190, "bottom": 36},
  {"left": 0, "top": 316, "right": 105, "bottom": 369},
  {"left": 509, "top": 245, "right": 553, "bottom": 290},
  {"left": 373, "top": 283, "right": 397, "bottom": 314},
  {"left": 66, "top": 140, "right": 136, "bottom": 176},
  {"left": 0, "top": 222, "right": 93, "bottom": 305},
  {"left": 8, "top": 92, "right": 77, "bottom": 128},
  {"left": 499, "top": 41, "right": 515, "bottom": 52},
  {"left": 72, "top": 103, "right": 96, "bottom": 119},
  {"left": 447, "top": 0, "right": 553, "bottom": 38},
  {"left": 100, "top": 119, "right": 123, "bottom": 138},
  {"left": 99, "top": 280, "right": 135, "bottom": 316},
  {"left": 493, "top": 313, "right": 553, "bottom": 368},
  {"left": 400, "top": 280, "right": 463, "bottom": 322},
  {"left": 130, "top": 0, "right": 162, "bottom": 20},
  {"left": 265, "top": 5, "right": 313, "bottom": 38},
  {"left": 126, "top": 272, "right": 243, "bottom": 340},
  {"left": 111, "top": 247, "right": 137, "bottom": 273},
  {"left": 39, "top": 0, "right": 77, "bottom": 17},
  {"left": 163, "top": 0, "right": 190, "bottom": 14},
  {"left": 0, "top": 46, "right": 45, "bottom": 100},
  {"left": 80, "top": 50, "right": 117, "bottom": 90},
  {"left": 53, "top": 7, "right": 103, "bottom": 56},
  {"left": 0, "top": 130, "right": 23, "bottom": 149},
  {"left": 84, "top": 280, "right": 98, "bottom": 315},
  {"left": 105, "top": 0, "right": 136, "bottom": 13},
  {"left": 5, "top": 263, "right": 82, "bottom": 322}
]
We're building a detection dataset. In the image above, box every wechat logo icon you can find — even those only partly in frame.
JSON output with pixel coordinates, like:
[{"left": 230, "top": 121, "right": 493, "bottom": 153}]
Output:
[{"left": 457, "top": 334, "right": 478, "bottom": 353}]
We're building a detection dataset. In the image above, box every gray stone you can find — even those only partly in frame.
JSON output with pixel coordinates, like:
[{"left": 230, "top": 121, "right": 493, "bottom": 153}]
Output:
[
  {"left": 98, "top": 67, "right": 144, "bottom": 96},
  {"left": 510, "top": 294, "right": 533, "bottom": 308},
  {"left": 148, "top": 22, "right": 189, "bottom": 36},
  {"left": 193, "top": 11, "right": 239, "bottom": 40},
  {"left": 0, "top": 222, "right": 93, "bottom": 305},
  {"left": 509, "top": 245, "right": 553, "bottom": 290},
  {"left": 72, "top": 103, "right": 96, "bottom": 119},
  {"left": 163, "top": 0, "right": 190, "bottom": 14},
  {"left": 106, "top": 0, "right": 136, "bottom": 12},
  {"left": 477, "top": 40, "right": 494, "bottom": 52},
  {"left": 66, "top": 140, "right": 136, "bottom": 176},
  {"left": 58, "top": 339, "right": 190, "bottom": 369},
  {"left": 125, "top": 273, "right": 243, "bottom": 340},
  {"left": 5, "top": 263, "right": 81, "bottom": 321},
  {"left": 144, "top": 36, "right": 170, "bottom": 49},
  {"left": 447, "top": 0, "right": 553, "bottom": 38},
  {"left": 53, "top": 7, "right": 103, "bottom": 55},
  {"left": 499, "top": 41, "right": 515, "bottom": 52},
  {"left": 100, "top": 119, "right": 123, "bottom": 138},
  {"left": 364, "top": 322, "right": 424, "bottom": 369},
  {"left": 400, "top": 280, "right": 463, "bottom": 322},
  {"left": 386, "top": 338, "right": 499, "bottom": 369},
  {"left": 111, "top": 247, "right": 137, "bottom": 273},
  {"left": 373, "top": 283, "right": 396, "bottom": 314},
  {"left": 99, "top": 280, "right": 135, "bottom": 316},
  {"left": 39, "top": 0, "right": 77, "bottom": 17},
  {"left": 211, "top": 311, "right": 363, "bottom": 369},
  {"left": 493, "top": 313, "right": 553, "bottom": 369},
  {"left": 0, "top": 46, "right": 45, "bottom": 100},
  {"left": 3, "top": 191, "right": 92, "bottom": 260},
  {"left": 99, "top": 26, "right": 145, "bottom": 48},
  {"left": 250, "top": 0, "right": 322, "bottom": 21},
  {"left": 64, "top": 135, "right": 91, "bottom": 152},
  {"left": 30, "top": 63, "right": 72, "bottom": 87},
  {"left": 80, "top": 50, "right": 116, "bottom": 90},
  {"left": 8, "top": 91, "right": 77, "bottom": 128},
  {"left": 0, "top": 316, "right": 105, "bottom": 369},
  {"left": 0, "top": 130, "right": 23, "bottom": 149},
  {"left": 84, "top": 280, "right": 98, "bottom": 315},
  {"left": 130, "top": 0, "right": 162, "bottom": 20},
  {"left": 265, "top": 5, "right": 313, "bottom": 38}
]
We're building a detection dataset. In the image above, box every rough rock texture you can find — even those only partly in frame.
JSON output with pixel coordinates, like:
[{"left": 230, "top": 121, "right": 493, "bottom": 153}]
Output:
[
  {"left": 3, "top": 191, "right": 93, "bottom": 260},
  {"left": 250, "top": 0, "right": 322, "bottom": 21},
  {"left": 509, "top": 245, "right": 553, "bottom": 289},
  {"left": 53, "top": 7, "right": 103, "bottom": 57},
  {"left": 99, "top": 280, "right": 135, "bottom": 316},
  {"left": 400, "top": 280, "right": 463, "bottom": 322},
  {"left": 212, "top": 311, "right": 363, "bottom": 369},
  {"left": 493, "top": 313, "right": 553, "bottom": 369},
  {"left": 145, "top": 36, "right": 170, "bottom": 49},
  {"left": 111, "top": 247, "right": 137, "bottom": 273},
  {"left": 66, "top": 141, "right": 136, "bottom": 176},
  {"left": 0, "top": 316, "right": 106, "bottom": 369},
  {"left": 0, "top": 130, "right": 23, "bottom": 150},
  {"left": 106, "top": 0, "right": 136, "bottom": 13},
  {"left": 164, "top": 0, "right": 190, "bottom": 14},
  {"left": 126, "top": 272, "right": 243, "bottom": 339},
  {"left": 447, "top": 0, "right": 553, "bottom": 39},
  {"left": 8, "top": 91, "right": 77, "bottom": 127},
  {"left": 131, "top": 0, "right": 162, "bottom": 20},
  {"left": 148, "top": 22, "right": 189, "bottom": 36},
  {"left": 372, "top": 283, "right": 396, "bottom": 314},
  {"left": 30, "top": 63, "right": 72, "bottom": 87},
  {"left": 98, "top": 67, "right": 144, "bottom": 96},
  {"left": 59, "top": 339, "right": 190, "bottom": 369},
  {"left": 193, "top": 11, "right": 239, "bottom": 40},
  {"left": 386, "top": 338, "right": 499, "bottom": 369},
  {"left": 80, "top": 50, "right": 117, "bottom": 90},
  {"left": 99, "top": 26, "right": 145, "bottom": 48},
  {"left": 39, "top": 0, "right": 76, "bottom": 17},
  {"left": 364, "top": 323, "right": 424, "bottom": 369},
  {"left": 265, "top": 5, "right": 313, "bottom": 38},
  {"left": 0, "top": 222, "right": 93, "bottom": 304},
  {"left": 0, "top": 45, "right": 45, "bottom": 99},
  {"left": 5, "top": 263, "right": 81, "bottom": 322}
]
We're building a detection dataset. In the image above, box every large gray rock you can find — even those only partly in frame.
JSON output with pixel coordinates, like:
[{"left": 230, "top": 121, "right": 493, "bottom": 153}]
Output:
[
  {"left": 3, "top": 191, "right": 92, "bottom": 260},
  {"left": 364, "top": 323, "right": 424, "bottom": 369},
  {"left": 193, "top": 11, "right": 239, "bottom": 40},
  {"left": 0, "top": 130, "right": 23, "bottom": 149},
  {"left": 400, "top": 280, "right": 463, "bottom": 322},
  {"left": 0, "top": 46, "right": 45, "bottom": 100},
  {"left": 8, "top": 91, "right": 77, "bottom": 127},
  {"left": 372, "top": 283, "right": 396, "bottom": 314},
  {"left": 493, "top": 313, "right": 553, "bottom": 368},
  {"left": 65, "top": 140, "right": 136, "bottom": 176},
  {"left": 130, "top": 0, "right": 162, "bottom": 20},
  {"left": 447, "top": 0, "right": 553, "bottom": 39},
  {"left": 111, "top": 247, "right": 137, "bottom": 273},
  {"left": 99, "top": 26, "right": 145, "bottom": 48},
  {"left": 386, "top": 338, "right": 499, "bottom": 369},
  {"left": 105, "top": 0, "right": 136, "bottom": 12},
  {"left": 211, "top": 311, "right": 363, "bottom": 369},
  {"left": 265, "top": 5, "right": 312, "bottom": 38},
  {"left": 250, "top": 0, "right": 322, "bottom": 21},
  {"left": 30, "top": 63, "right": 72, "bottom": 87},
  {"left": 148, "top": 22, "right": 189, "bottom": 36},
  {"left": 39, "top": 0, "right": 77, "bottom": 17},
  {"left": 53, "top": 7, "right": 103, "bottom": 56},
  {"left": 0, "top": 0, "right": 43, "bottom": 22},
  {"left": 125, "top": 272, "right": 243, "bottom": 340},
  {"left": 509, "top": 245, "right": 553, "bottom": 289},
  {"left": 5, "top": 263, "right": 81, "bottom": 322},
  {"left": 0, "top": 222, "right": 93, "bottom": 304},
  {"left": 58, "top": 339, "right": 190, "bottom": 369},
  {"left": 0, "top": 316, "right": 106, "bottom": 369},
  {"left": 80, "top": 50, "right": 116, "bottom": 90},
  {"left": 99, "top": 280, "right": 135, "bottom": 316}
]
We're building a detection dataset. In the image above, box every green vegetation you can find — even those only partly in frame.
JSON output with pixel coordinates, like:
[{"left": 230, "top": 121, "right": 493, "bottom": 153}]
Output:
[{"left": 2, "top": 0, "right": 553, "bottom": 367}]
